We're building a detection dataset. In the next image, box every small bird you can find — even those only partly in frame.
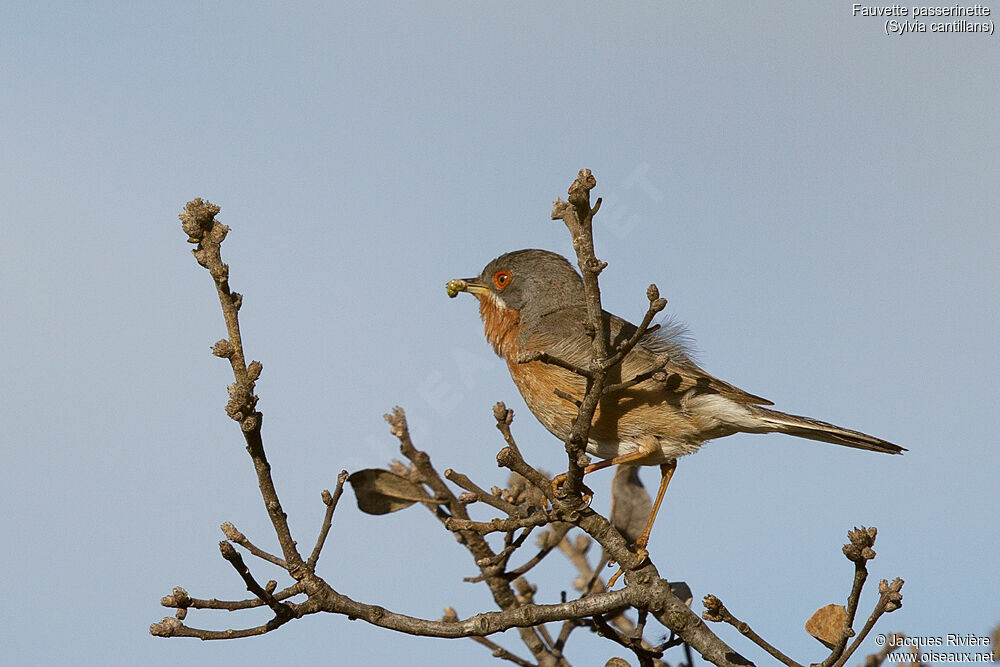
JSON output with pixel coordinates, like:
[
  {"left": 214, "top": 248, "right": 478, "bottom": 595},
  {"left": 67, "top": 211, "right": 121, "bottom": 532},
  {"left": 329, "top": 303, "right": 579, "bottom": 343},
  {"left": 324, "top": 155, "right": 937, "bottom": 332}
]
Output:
[{"left": 448, "top": 249, "right": 903, "bottom": 562}]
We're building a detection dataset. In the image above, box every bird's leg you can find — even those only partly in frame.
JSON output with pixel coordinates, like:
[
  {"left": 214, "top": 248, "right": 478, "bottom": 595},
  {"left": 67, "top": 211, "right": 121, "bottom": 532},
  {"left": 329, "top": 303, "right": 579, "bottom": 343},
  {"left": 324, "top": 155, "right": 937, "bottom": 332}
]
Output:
[
  {"left": 633, "top": 460, "right": 676, "bottom": 562},
  {"left": 607, "top": 459, "right": 677, "bottom": 588}
]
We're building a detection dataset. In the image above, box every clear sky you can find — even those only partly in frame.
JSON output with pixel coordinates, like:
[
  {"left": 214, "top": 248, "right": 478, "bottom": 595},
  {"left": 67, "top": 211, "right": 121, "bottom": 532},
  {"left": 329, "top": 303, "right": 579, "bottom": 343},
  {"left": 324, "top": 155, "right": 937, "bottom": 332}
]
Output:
[{"left": 1, "top": 2, "right": 997, "bottom": 665}]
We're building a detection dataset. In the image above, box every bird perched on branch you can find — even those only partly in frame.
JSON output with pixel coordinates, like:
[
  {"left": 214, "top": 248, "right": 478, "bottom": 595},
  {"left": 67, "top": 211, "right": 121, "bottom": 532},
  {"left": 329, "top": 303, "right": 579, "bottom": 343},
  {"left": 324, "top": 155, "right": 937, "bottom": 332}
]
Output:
[{"left": 447, "top": 249, "right": 903, "bottom": 564}]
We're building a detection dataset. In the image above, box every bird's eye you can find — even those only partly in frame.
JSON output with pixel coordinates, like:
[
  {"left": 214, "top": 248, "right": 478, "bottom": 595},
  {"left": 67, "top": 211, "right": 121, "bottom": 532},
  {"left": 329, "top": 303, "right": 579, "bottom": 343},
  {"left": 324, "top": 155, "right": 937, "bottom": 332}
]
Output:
[{"left": 493, "top": 270, "right": 512, "bottom": 290}]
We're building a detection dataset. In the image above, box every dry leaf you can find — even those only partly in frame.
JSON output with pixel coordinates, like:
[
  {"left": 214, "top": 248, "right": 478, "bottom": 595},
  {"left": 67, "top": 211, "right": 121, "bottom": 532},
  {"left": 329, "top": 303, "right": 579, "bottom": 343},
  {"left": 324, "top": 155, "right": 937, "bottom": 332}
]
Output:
[
  {"left": 609, "top": 465, "right": 652, "bottom": 544},
  {"left": 347, "top": 468, "right": 428, "bottom": 515},
  {"left": 805, "top": 603, "right": 847, "bottom": 648}
]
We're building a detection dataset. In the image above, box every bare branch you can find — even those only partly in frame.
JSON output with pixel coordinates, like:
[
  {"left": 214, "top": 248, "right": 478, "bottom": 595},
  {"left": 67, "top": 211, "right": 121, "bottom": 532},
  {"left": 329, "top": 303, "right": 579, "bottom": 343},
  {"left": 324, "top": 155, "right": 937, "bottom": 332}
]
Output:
[
  {"left": 219, "top": 541, "right": 296, "bottom": 622},
  {"left": 446, "top": 511, "right": 553, "bottom": 535},
  {"left": 307, "top": 470, "right": 349, "bottom": 570},
  {"left": 823, "top": 526, "right": 878, "bottom": 666},
  {"left": 703, "top": 595, "right": 803, "bottom": 667},
  {"left": 831, "top": 579, "right": 904, "bottom": 667},
  {"left": 470, "top": 636, "right": 538, "bottom": 667},
  {"left": 443, "top": 606, "right": 538, "bottom": 667},
  {"left": 602, "top": 354, "right": 670, "bottom": 396},
  {"left": 445, "top": 468, "right": 524, "bottom": 516},
  {"left": 220, "top": 522, "right": 286, "bottom": 569},
  {"left": 504, "top": 524, "right": 574, "bottom": 580},
  {"left": 178, "top": 199, "right": 303, "bottom": 571},
  {"left": 517, "top": 349, "right": 593, "bottom": 379},
  {"left": 493, "top": 404, "right": 558, "bottom": 506},
  {"left": 160, "top": 584, "right": 305, "bottom": 612},
  {"left": 162, "top": 176, "right": 905, "bottom": 667},
  {"left": 385, "top": 406, "right": 558, "bottom": 663},
  {"left": 550, "top": 170, "right": 609, "bottom": 496}
]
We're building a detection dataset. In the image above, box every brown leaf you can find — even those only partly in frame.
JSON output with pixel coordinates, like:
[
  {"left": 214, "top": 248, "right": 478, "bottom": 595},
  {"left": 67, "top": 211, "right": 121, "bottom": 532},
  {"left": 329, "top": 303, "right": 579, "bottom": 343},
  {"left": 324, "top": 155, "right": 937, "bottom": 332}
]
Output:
[
  {"left": 347, "top": 468, "right": 428, "bottom": 515},
  {"left": 805, "top": 603, "right": 847, "bottom": 649}
]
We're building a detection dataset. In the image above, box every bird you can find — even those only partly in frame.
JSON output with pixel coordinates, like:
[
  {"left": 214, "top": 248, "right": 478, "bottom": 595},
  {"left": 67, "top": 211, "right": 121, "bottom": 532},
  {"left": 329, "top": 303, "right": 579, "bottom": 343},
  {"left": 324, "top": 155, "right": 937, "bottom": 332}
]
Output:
[{"left": 446, "top": 248, "right": 903, "bottom": 564}]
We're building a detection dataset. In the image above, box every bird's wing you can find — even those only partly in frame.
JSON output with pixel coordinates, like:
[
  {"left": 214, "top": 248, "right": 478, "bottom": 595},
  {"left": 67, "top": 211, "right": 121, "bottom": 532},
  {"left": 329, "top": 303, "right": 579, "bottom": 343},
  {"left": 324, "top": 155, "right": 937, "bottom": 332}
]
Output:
[
  {"left": 612, "top": 311, "right": 775, "bottom": 406},
  {"left": 520, "top": 307, "right": 773, "bottom": 406}
]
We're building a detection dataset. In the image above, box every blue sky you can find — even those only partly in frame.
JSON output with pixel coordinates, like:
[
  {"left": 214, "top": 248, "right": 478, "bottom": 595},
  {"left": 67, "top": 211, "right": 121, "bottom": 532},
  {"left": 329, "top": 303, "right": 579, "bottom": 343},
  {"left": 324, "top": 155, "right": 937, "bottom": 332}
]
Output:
[{"left": 1, "top": 3, "right": 997, "bottom": 665}]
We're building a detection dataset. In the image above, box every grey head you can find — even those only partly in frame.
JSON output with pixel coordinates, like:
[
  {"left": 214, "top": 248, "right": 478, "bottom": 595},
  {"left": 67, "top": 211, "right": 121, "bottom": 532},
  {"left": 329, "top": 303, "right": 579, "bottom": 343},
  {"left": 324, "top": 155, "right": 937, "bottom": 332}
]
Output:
[{"left": 474, "top": 249, "right": 585, "bottom": 319}]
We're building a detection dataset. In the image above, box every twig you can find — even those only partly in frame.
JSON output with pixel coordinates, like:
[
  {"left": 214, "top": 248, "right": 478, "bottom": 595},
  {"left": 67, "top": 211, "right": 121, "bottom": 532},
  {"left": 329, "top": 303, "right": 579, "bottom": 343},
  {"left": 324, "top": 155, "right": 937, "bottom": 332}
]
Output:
[
  {"left": 470, "top": 636, "right": 538, "bottom": 667},
  {"left": 307, "top": 470, "right": 349, "bottom": 570},
  {"left": 517, "top": 349, "right": 593, "bottom": 379},
  {"left": 220, "top": 522, "right": 286, "bottom": 568},
  {"left": 505, "top": 524, "right": 573, "bottom": 580},
  {"left": 150, "top": 614, "right": 305, "bottom": 640},
  {"left": 824, "top": 526, "right": 878, "bottom": 666},
  {"left": 512, "top": 578, "right": 557, "bottom": 648},
  {"left": 590, "top": 613, "right": 652, "bottom": 663},
  {"left": 603, "top": 285, "right": 668, "bottom": 370},
  {"left": 476, "top": 528, "right": 535, "bottom": 569},
  {"left": 602, "top": 354, "right": 670, "bottom": 396},
  {"left": 552, "top": 618, "right": 579, "bottom": 658},
  {"left": 553, "top": 388, "right": 582, "bottom": 407},
  {"left": 442, "top": 606, "right": 537, "bottom": 667},
  {"left": 832, "top": 579, "right": 904, "bottom": 667},
  {"left": 219, "top": 541, "right": 296, "bottom": 622},
  {"left": 160, "top": 583, "right": 305, "bottom": 612},
  {"left": 465, "top": 523, "right": 574, "bottom": 584},
  {"left": 446, "top": 468, "right": 523, "bottom": 516},
  {"left": 384, "top": 406, "right": 557, "bottom": 663},
  {"left": 703, "top": 595, "right": 803, "bottom": 667},
  {"left": 493, "top": 403, "right": 558, "bottom": 505},
  {"left": 446, "top": 512, "right": 552, "bottom": 535},
  {"left": 550, "top": 172, "right": 607, "bottom": 496},
  {"left": 179, "top": 199, "right": 303, "bottom": 571}
]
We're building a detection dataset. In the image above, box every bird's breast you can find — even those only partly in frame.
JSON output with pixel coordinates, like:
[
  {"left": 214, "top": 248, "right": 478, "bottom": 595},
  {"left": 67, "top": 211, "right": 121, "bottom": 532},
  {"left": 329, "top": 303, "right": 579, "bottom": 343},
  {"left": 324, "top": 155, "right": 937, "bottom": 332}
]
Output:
[
  {"left": 478, "top": 295, "right": 521, "bottom": 358},
  {"left": 506, "top": 358, "right": 715, "bottom": 463}
]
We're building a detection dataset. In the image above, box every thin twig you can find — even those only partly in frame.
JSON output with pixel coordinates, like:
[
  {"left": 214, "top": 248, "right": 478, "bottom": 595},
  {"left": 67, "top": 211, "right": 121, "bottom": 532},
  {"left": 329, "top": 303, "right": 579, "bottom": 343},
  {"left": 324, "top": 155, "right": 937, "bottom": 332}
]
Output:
[
  {"left": 590, "top": 613, "right": 660, "bottom": 667},
  {"left": 832, "top": 579, "right": 904, "bottom": 667},
  {"left": 220, "top": 522, "right": 286, "bottom": 568},
  {"left": 470, "top": 636, "right": 538, "bottom": 667},
  {"left": 160, "top": 583, "right": 305, "bottom": 612},
  {"left": 446, "top": 511, "right": 552, "bottom": 535},
  {"left": 506, "top": 524, "right": 573, "bottom": 579},
  {"left": 493, "top": 403, "right": 557, "bottom": 505},
  {"left": 824, "top": 526, "right": 878, "bottom": 666},
  {"left": 517, "top": 349, "right": 593, "bottom": 379},
  {"left": 477, "top": 528, "right": 535, "bottom": 569},
  {"left": 446, "top": 468, "right": 523, "bottom": 516},
  {"left": 703, "top": 595, "right": 804, "bottom": 667},
  {"left": 219, "top": 541, "right": 296, "bottom": 623},
  {"left": 551, "top": 618, "right": 579, "bottom": 658},
  {"left": 603, "top": 286, "right": 667, "bottom": 371},
  {"left": 553, "top": 388, "right": 582, "bottom": 407},
  {"left": 179, "top": 199, "right": 303, "bottom": 571},
  {"left": 443, "top": 606, "right": 537, "bottom": 667},
  {"left": 602, "top": 354, "right": 670, "bottom": 395},
  {"left": 307, "top": 470, "right": 349, "bottom": 570},
  {"left": 385, "top": 406, "right": 556, "bottom": 663}
]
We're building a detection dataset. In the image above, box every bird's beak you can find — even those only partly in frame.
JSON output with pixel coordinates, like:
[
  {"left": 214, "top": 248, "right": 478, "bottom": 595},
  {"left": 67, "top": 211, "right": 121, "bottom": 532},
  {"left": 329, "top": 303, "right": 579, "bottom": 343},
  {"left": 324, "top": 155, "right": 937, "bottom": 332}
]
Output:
[{"left": 446, "top": 277, "right": 490, "bottom": 299}]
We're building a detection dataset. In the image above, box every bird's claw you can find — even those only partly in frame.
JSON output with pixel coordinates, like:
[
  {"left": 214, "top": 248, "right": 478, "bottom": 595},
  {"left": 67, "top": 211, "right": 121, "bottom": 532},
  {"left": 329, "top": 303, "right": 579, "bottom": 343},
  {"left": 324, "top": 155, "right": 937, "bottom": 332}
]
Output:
[
  {"left": 606, "top": 543, "right": 651, "bottom": 589},
  {"left": 551, "top": 473, "right": 594, "bottom": 504}
]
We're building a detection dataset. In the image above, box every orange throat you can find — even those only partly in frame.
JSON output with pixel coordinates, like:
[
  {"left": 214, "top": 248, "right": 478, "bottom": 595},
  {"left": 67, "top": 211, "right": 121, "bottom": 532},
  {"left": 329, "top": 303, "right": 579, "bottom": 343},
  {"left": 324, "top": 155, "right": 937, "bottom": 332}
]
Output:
[{"left": 477, "top": 294, "right": 520, "bottom": 358}]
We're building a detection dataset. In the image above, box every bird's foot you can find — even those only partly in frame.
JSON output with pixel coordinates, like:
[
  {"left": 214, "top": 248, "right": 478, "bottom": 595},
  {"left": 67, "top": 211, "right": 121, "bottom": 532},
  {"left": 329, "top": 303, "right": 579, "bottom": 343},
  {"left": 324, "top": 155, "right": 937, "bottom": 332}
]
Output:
[
  {"left": 634, "top": 536, "right": 650, "bottom": 566},
  {"left": 550, "top": 473, "right": 594, "bottom": 504},
  {"left": 606, "top": 540, "right": 650, "bottom": 589}
]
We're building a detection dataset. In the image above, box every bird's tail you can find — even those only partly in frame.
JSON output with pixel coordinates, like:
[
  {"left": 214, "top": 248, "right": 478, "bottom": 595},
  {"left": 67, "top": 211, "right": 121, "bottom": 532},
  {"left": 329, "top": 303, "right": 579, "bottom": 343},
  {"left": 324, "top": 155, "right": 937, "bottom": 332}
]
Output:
[{"left": 749, "top": 406, "right": 905, "bottom": 454}]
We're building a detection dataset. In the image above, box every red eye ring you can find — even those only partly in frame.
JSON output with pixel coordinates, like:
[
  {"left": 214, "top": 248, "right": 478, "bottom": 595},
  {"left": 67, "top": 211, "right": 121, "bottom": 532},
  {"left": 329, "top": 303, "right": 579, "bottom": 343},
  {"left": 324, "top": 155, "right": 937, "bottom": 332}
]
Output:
[{"left": 493, "top": 270, "right": 512, "bottom": 290}]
